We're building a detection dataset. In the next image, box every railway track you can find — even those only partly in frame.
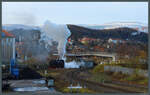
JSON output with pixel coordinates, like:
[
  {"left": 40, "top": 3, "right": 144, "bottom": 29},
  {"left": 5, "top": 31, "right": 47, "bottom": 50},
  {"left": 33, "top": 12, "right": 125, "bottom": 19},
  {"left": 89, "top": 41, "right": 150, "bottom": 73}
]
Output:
[{"left": 64, "top": 69, "right": 143, "bottom": 93}]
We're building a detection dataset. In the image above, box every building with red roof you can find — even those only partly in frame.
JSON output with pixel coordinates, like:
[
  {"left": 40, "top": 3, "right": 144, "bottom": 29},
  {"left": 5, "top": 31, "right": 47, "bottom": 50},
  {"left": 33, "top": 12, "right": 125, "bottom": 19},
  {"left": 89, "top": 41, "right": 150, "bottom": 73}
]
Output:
[{"left": 2, "top": 30, "right": 14, "bottom": 37}]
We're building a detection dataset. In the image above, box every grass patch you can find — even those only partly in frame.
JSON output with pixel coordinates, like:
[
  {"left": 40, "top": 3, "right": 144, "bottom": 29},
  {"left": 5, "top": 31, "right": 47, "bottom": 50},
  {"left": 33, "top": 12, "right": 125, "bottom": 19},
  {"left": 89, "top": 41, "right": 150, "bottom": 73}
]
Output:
[
  {"left": 37, "top": 69, "right": 64, "bottom": 77},
  {"left": 92, "top": 64, "right": 105, "bottom": 73},
  {"left": 62, "top": 87, "right": 94, "bottom": 93},
  {"left": 112, "top": 72, "right": 129, "bottom": 79},
  {"left": 90, "top": 72, "right": 111, "bottom": 83}
]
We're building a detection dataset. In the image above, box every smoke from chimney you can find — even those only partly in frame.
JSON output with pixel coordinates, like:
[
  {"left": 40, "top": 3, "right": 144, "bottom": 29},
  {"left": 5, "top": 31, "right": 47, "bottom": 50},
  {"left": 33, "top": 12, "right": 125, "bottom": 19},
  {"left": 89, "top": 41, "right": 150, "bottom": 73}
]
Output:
[{"left": 41, "top": 20, "right": 71, "bottom": 60}]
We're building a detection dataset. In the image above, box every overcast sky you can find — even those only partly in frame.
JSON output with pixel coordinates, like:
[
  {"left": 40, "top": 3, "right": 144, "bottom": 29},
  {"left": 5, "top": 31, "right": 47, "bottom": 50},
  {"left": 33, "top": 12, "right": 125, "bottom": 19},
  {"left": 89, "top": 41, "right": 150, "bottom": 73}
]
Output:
[{"left": 2, "top": 2, "right": 148, "bottom": 26}]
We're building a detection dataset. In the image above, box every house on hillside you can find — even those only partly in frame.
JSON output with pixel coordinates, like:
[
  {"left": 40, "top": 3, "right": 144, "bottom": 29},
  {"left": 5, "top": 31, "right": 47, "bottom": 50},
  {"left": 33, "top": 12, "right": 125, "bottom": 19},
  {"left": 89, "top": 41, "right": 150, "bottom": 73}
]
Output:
[
  {"left": 68, "top": 38, "right": 73, "bottom": 45},
  {"left": 79, "top": 37, "right": 97, "bottom": 44},
  {"left": 1, "top": 30, "right": 16, "bottom": 64},
  {"left": 108, "top": 38, "right": 125, "bottom": 44},
  {"left": 94, "top": 46, "right": 105, "bottom": 52}
]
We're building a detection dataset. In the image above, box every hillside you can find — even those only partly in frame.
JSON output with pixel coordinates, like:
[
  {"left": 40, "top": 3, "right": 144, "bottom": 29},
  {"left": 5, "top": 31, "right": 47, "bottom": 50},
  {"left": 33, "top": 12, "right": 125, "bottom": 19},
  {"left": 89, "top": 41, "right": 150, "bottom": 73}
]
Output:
[
  {"left": 2, "top": 23, "right": 148, "bottom": 44},
  {"left": 78, "top": 22, "right": 148, "bottom": 32},
  {"left": 67, "top": 24, "right": 148, "bottom": 43}
]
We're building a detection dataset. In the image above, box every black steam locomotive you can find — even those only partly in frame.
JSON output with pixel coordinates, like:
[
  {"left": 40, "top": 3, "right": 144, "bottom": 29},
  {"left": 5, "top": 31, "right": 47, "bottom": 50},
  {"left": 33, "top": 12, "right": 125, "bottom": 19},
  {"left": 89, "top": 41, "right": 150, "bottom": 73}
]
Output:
[{"left": 49, "top": 60, "right": 64, "bottom": 68}]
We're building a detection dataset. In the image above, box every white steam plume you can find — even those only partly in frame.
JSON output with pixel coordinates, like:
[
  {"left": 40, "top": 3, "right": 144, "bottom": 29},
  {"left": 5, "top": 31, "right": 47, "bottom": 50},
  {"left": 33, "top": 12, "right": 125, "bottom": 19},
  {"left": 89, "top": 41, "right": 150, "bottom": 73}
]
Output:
[{"left": 41, "top": 20, "right": 71, "bottom": 60}]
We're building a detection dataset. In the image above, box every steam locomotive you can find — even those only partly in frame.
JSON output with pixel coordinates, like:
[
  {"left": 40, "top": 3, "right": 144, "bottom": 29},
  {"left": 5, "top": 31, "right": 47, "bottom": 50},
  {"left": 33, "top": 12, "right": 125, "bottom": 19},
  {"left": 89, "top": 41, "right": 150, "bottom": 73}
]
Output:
[{"left": 49, "top": 60, "right": 64, "bottom": 68}]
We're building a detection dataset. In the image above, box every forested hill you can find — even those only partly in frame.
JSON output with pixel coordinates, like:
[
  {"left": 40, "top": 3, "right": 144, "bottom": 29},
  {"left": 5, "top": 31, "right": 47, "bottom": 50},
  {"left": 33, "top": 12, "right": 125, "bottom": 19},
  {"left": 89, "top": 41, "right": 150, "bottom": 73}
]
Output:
[{"left": 67, "top": 24, "right": 148, "bottom": 43}]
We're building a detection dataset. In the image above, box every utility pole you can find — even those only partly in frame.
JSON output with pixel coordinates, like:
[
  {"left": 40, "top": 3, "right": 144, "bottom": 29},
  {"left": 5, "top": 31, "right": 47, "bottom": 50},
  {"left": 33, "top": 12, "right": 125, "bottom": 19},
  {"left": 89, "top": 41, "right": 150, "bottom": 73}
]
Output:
[
  {"left": 0, "top": 38, "right": 2, "bottom": 93},
  {"left": 0, "top": 1, "right": 2, "bottom": 93}
]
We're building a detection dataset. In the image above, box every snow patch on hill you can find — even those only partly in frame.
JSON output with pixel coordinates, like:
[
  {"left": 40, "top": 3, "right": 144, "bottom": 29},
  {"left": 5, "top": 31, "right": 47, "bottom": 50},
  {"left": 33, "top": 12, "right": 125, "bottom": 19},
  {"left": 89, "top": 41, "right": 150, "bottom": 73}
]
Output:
[{"left": 78, "top": 22, "right": 148, "bottom": 32}]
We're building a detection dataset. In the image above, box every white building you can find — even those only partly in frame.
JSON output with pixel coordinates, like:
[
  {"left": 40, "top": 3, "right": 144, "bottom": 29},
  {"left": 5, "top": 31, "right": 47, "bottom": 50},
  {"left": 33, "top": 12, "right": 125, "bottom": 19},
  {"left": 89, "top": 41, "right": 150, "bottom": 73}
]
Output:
[
  {"left": 108, "top": 38, "right": 124, "bottom": 44},
  {"left": 1, "top": 30, "right": 16, "bottom": 64}
]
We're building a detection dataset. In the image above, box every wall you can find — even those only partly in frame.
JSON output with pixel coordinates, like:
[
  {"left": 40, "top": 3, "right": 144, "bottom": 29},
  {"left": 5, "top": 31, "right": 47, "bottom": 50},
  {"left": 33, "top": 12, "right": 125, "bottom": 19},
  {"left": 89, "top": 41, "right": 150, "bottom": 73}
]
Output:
[
  {"left": 1, "top": 37, "right": 15, "bottom": 64},
  {"left": 104, "top": 65, "right": 148, "bottom": 77}
]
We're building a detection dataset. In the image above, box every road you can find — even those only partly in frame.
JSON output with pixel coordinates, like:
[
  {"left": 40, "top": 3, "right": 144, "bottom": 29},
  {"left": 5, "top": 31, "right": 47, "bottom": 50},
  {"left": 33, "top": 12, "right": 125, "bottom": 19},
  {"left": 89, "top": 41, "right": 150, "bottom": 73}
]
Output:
[{"left": 7, "top": 79, "right": 62, "bottom": 94}]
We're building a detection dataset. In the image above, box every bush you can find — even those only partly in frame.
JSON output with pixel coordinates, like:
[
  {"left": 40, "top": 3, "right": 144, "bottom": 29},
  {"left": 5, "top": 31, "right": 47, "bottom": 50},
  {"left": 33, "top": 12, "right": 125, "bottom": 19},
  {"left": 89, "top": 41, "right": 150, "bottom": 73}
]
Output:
[
  {"left": 138, "top": 78, "right": 148, "bottom": 85},
  {"left": 112, "top": 72, "right": 129, "bottom": 79},
  {"left": 92, "top": 64, "right": 104, "bottom": 73},
  {"left": 126, "top": 74, "right": 146, "bottom": 81}
]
